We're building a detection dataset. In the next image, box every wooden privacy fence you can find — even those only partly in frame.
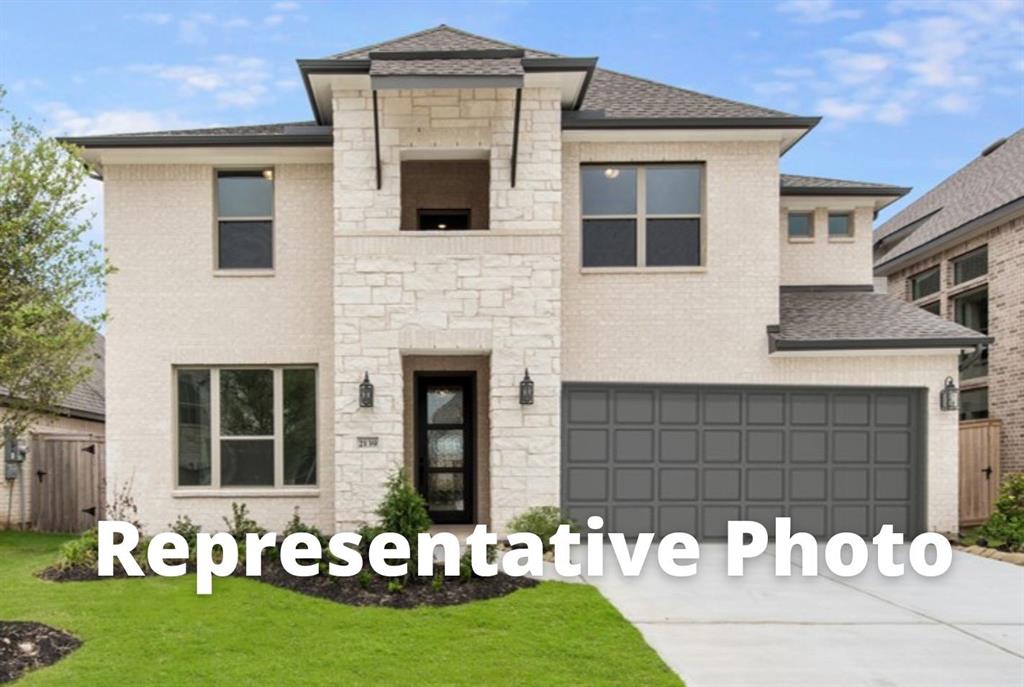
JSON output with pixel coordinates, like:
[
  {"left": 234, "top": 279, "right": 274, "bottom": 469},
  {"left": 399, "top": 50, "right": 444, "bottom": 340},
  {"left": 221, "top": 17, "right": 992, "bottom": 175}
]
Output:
[
  {"left": 30, "top": 436, "right": 106, "bottom": 533},
  {"left": 959, "top": 419, "right": 1001, "bottom": 527}
]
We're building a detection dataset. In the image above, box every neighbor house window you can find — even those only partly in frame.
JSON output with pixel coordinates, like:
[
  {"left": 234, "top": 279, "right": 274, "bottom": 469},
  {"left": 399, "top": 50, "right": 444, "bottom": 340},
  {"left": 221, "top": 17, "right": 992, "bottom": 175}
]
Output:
[
  {"left": 176, "top": 366, "right": 316, "bottom": 487},
  {"left": 959, "top": 387, "right": 988, "bottom": 421},
  {"left": 920, "top": 301, "right": 940, "bottom": 315},
  {"left": 216, "top": 170, "right": 274, "bottom": 269},
  {"left": 910, "top": 266, "right": 940, "bottom": 300},
  {"left": 581, "top": 164, "right": 703, "bottom": 268},
  {"left": 953, "top": 287, "right": 988, "bottom": 380},
  {"left": 828, "top": 213, "right": 852, "bottom": 237},
  {"left": 787, "top": 212, "right": 813, "bottom": 239},
  {"left": 953, "top": 245, "right": 987, "bottom": 284}
]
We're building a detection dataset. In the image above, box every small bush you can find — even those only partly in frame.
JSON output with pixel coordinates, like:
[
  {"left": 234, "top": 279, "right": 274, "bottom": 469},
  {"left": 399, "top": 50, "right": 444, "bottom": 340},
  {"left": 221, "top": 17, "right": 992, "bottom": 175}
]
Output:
[
  {"left": 168, "top": 515, "right": 201, "bottom": 559},
  {"left": 387, "top": 578, "right": 404, "bottom": 594},
  {"left": 458, "top": 544, "right": 497, "bottom": 582},
  {"left": 374, "top": 469, "right": 431, "bottom": 570},
  {"left": 106, "top": 480, "right": 143, "bottom": 532},
  {"left": 283, "top": 508, "right": 325, "bottom": 543},
  {"left": 507, "top": 506, "right": 576, "bottom": 553},
  {"left": 357, "top": 569, "right": 372, "bottom": 589},
  {"left": 970, "top": 473, "right": 1024, "bottom": 552},
  {"left": 56, "top": 528, "right": 99, "bottom": 570},
  {"left": 223, "top": 503, "right": 266, "bottom": 542}
]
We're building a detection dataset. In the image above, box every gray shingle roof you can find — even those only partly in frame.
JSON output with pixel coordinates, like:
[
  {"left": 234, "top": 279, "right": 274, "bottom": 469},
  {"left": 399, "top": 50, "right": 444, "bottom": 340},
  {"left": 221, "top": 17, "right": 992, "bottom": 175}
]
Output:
[
  {"left": 875, "top": 128, "right": 1024, "bottom": 268},
  {"left": 580, "top": 67, "right": 796, "bottom": 120},
  {"left": 773, "top": 288, "right": 988, "bottom": 351},
  {"left": 82, "top": 121, "right": 317, "bottom": 138},
  {"left": 781, "top": 174, "right": 908, "bottom": 193},
  {"left": 0, "top": 332, "right": 104, "bottom": 421},
  {"left": 369, "top": 57, "right": 524, "bottom": 77},
  {"left": 325, "top": 24, "right": 557, "bottom": 59}
]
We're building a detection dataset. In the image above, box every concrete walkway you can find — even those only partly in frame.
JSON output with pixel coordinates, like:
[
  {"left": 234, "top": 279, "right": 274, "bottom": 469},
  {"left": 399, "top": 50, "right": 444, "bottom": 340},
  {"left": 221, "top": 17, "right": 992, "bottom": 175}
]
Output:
[{"left": 582, "top": 544, "right": 1024, "bottom": 687}]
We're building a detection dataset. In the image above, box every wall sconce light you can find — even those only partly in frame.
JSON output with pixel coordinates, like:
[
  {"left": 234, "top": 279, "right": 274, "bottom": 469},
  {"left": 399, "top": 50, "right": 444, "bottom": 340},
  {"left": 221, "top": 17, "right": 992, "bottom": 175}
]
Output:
[
  {"left": 519, "top": 369, "right": 534, "bottom": 406},
  {"left": 939, "top": 376, "right": 959, "bottom": 411},
  {"left": 359, "top": 372, "right": 374, "bottom": 408}
]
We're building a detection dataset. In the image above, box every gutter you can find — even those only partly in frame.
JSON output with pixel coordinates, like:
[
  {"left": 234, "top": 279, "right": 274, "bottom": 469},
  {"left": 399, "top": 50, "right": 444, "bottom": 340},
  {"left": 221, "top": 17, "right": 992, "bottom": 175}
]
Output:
[
  {"left": 782, "top": 185, "right": 911, "bottom": 198},
  {"left": 768, "top": 334, "right": 992, "bottom": 353},
  {"left": 561, "top": 114, "right": 822, "bottom": 130}
]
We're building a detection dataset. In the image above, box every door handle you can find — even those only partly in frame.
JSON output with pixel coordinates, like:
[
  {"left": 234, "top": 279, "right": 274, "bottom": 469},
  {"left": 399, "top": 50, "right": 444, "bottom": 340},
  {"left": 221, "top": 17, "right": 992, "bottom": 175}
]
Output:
[{"left": 982, "top": 467, "right": 993, "bottom": 479}]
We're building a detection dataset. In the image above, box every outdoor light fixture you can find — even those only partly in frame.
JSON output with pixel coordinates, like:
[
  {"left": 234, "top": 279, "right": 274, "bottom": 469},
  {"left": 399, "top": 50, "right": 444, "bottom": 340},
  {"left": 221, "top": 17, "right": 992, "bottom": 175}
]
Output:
[
  {"left": 603, "top": 167, "right": 620, "bottom": 179},
  {"left": 940, "top": 376, "right": 959, "bottom": 411},
  {"left": 359, "top": 372, "right": 374, "bottom": 408},
  {"left": 261, "top": 169, "right": 274, "bottom": 180},
  {"left": 519, "top": 369, "right": 534, "bottom": 405}
]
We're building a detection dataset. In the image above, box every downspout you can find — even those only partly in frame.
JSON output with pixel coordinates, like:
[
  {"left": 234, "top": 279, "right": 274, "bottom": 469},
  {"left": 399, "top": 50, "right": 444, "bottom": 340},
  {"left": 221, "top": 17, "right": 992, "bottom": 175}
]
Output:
[
  {"left": 372, "top": 90, "right": 382, "bottom": 190},
  {"left": 511, "top": 87, "right": 522, "bottom": 188}
]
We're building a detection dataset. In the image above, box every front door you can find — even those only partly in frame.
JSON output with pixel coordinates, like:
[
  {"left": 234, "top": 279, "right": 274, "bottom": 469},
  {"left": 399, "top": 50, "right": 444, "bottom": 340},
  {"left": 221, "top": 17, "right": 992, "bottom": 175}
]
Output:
[{"left": 416, "top": 373, "right": 475, "bottom": 523}]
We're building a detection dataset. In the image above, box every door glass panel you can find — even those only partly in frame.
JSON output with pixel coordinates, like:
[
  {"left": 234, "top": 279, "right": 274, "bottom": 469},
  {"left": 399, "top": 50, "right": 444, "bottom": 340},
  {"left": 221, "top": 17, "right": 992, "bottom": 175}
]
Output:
[
  {"left": 427, "top": 387, "right": 463, "bottom": 424},
  {"left": 428, "top": 429, "right": 464, "bottom": 468},
  {"left": 428, "top": 473, "right": 465, "bottom": 511}
]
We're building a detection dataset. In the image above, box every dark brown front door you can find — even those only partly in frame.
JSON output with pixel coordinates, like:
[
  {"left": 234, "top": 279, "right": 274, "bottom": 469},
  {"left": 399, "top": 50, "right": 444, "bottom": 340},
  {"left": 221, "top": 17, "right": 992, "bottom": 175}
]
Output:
[{"left": 415, "top": 373, "right": 475, "bottom": 523}]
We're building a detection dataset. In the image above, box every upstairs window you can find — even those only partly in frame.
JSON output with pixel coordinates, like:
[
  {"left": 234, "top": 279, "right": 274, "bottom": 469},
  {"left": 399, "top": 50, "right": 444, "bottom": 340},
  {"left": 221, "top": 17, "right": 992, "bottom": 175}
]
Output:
[
  {"left": 828, "top": 212, "right": 852, "bottom": 237},
  {"left": 401, "top": 160, "right": 489, "bottom": 230},
  {"left": 910, "top": 266, "right": 940, "bottom": 300},
  {"left": 953, "top": 287, "right": 988, "bottom": 380},
  {"left": 581, "top": 164, "right": 703, "bottom": 268},
  {"left": 177, "top": 366, "right": 317, "bottom": 488},
  {"left": 787, "top": 212, "right": 813, "bottom": 238},
  {"left": 216, "top": 170, "right": 274, "bottom": 269},
  {"left": 953, "top": 245, "right": 987, "bottom": 284}
]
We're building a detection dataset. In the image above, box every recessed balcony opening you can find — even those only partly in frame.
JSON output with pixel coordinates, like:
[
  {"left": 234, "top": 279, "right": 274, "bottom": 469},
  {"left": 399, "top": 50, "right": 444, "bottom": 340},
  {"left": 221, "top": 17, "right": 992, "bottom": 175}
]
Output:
[{"left": 401, "top": 156, "right": 489, "bottom": 231}]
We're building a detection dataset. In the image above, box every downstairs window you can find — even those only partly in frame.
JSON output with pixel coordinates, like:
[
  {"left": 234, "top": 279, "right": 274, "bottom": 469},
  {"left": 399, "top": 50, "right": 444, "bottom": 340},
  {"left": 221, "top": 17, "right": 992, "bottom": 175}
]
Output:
[{"left": 176, "top": 366, "right": 317, "bottom": 487}]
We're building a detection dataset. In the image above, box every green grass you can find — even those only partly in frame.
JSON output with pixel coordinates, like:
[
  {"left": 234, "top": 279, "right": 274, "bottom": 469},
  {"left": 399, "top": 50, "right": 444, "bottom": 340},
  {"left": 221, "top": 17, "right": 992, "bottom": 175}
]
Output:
[{"left": 0, "top": 531, "right": 681, "bottom": 686}]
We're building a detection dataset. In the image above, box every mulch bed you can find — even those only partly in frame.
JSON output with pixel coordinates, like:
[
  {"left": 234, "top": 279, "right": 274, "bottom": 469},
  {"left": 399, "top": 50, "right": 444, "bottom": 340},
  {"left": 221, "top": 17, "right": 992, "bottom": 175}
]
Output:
[
  {"left": 0, "top": 621, "right": 81, "bottom": 684},
  {"left": 257, "top": 559, "right": 538, "bottom": 608},
  {"left": 37, "top": 558, "right": 538, "bottom": 608}
]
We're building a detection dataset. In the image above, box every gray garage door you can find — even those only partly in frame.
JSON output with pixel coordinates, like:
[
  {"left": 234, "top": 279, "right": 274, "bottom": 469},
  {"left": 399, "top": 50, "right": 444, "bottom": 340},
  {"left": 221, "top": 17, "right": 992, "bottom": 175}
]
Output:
[{"left": 562, "top": 385, "right": 924, "bottom": 539}]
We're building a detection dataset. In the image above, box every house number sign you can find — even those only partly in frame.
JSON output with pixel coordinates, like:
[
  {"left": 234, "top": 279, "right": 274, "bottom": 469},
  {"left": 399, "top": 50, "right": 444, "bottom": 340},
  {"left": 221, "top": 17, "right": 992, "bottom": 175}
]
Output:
[{"left": 357, "top": 436, "right": 379, "bottom": 449}]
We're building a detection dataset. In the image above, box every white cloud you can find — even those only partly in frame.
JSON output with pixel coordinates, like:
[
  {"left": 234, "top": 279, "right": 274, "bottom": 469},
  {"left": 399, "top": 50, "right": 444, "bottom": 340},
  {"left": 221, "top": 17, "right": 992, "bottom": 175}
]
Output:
[
  {"left": 264, "top": 14, "right": 285, "bottom": 27},
  {"left": 272, "top": 1, "right": 300, "bottom": 10},
  {"left": 776, "top": 0, "right": 862, "bottom": 23},
  {"left": 37, "top": 103, "right": 204, "bottom": 136},
  {"left": 129, "top": 55, "right": 276, "bottom": 109},
  {"left": 768, "top": 0, "right": 1023, "bottom": 125}
]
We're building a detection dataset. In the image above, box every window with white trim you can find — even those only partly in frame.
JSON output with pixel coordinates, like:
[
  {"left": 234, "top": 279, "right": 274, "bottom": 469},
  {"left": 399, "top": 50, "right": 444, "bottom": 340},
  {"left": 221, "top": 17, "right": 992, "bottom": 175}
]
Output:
[
  {"left": 581, "top": 164, "right": 704, "bottom": 268},
  {"left": 176, "top": 366, "right": 316, "bottom": 488}
]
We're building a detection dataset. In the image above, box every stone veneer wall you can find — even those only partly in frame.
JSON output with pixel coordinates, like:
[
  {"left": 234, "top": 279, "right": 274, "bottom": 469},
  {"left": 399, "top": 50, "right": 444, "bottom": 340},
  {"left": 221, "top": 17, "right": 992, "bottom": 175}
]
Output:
[
  {"left": 331, "top": 87, "right": 563, "bottom": 531},
  {"left": 886, "top": 214, "right": 1024, "bottom": 474}
]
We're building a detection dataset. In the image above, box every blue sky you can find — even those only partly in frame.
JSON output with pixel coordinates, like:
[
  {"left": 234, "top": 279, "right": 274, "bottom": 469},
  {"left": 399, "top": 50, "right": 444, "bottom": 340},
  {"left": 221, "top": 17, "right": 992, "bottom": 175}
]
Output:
[{"left": 2, "top": 0, "right": 1022, "bottom": 316}]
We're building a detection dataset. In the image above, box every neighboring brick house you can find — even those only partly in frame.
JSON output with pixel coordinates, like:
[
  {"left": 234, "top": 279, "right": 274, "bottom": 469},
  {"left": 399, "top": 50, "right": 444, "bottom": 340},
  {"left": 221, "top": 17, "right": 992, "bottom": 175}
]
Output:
[
  {"left": 64, "top": 26, "right": 987, "bottom": 538},
  {"left": 875, "top": 130, "right": 1024, "bottom": 475},
  {"left": 1, "top": 334, "right": 105, "bottom": 527}
]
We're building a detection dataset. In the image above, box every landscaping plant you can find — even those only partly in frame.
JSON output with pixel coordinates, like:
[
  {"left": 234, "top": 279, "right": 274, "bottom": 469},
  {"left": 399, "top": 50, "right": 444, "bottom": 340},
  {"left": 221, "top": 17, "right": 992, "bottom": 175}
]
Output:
[
  {"left": 507, "top": 506, "right": 577, "bottom": 553},
  {"left": 971, "top": 473, "right": 1024, "bottom": 552},
  {"left": 373, "top": 469, "right": 431, "bottom": 568}
]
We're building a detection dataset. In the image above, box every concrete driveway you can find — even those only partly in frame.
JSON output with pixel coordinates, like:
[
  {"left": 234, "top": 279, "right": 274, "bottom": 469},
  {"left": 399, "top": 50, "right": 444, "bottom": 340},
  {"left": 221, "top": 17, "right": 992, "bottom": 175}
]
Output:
[{"left": 584, "top": 544, "right": 1024, "bottom": 687}]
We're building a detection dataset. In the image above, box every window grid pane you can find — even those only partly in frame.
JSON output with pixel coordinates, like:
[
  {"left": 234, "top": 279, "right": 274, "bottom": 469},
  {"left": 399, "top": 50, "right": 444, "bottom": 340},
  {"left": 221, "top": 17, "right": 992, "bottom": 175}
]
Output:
[
  {"left": 788, "top": 213, "right": 812, "bottom": 238},
  {"left": 910, "top": 267, "right": 940, "bottom": 300},
  {"left": 177, "top": 370, "right": 211, "bottom": 486},
  {"left": 646, "top": 218, "right": 701, "bottom": 267},
  {"left": 283, "top": 368, "right": 317, "bottom": 486},
  {"left": 953, "top": 246, "right": 988, "bottom": 284},
  {"left": 828, "top": 214, "right": 851, "bottom": 237}
]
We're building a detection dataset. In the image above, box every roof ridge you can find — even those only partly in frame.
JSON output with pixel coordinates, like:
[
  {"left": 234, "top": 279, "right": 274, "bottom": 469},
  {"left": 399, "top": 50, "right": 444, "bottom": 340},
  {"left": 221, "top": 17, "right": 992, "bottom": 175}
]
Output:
[
  {"left": 326, "top": 24, "right": 558, "bottom": 60},
  {"left": 592, "top": 65, "right": 793, "bottom": 118}
]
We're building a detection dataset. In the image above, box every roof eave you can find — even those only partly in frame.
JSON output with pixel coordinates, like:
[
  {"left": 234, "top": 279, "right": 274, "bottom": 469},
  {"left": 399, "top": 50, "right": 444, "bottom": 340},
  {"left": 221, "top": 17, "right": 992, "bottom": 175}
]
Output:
[
  {"left": 561, "top": 115, "right": 822, "bottom": 130},
  {"left": 781, "top": 186, "right": 911, "bottom": 198},
  {"left": 58, "top": 132, "right": 334, "bottom": 149},
  {"left": 771, "top": 336, "right": 991, "bottom": 352}
]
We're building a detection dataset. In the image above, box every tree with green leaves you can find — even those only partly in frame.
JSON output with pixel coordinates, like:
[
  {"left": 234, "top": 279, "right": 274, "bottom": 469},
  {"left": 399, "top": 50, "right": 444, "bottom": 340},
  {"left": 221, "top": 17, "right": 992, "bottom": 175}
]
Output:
[{"left": 0, "top": 87, "right": 111, "bottom": 437}]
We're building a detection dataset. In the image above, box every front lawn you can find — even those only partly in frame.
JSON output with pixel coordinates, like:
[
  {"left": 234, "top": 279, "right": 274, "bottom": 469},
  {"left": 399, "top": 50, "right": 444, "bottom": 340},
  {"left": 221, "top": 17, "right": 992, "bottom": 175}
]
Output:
[{"left": 0, "top": 531, "right": 681, "bottom": 686}]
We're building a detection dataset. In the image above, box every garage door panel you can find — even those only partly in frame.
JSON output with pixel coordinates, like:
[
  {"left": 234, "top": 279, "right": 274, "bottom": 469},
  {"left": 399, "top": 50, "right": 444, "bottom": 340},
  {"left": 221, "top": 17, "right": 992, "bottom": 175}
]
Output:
[
  {"left": 703, "top": 430, "right": 741, "bottom": 462},
  {"left": 748, "top": 430, "right": 784, "bottom": 462},
  {"left": 615, "top": 391, "right": 655, "bottom": 424},
  {"left": 747, "top": 469, "right": 785, "bottom": 501},
  {"left": 614, "top": 468, "right": 654, "bottom": 500},
  {"left": 660, "top": 429, "right": 698, "bottom": 462},
  {"left": 659, "top": 468, "right": 697, "bottom": 501},
  {"left": 567, "top": 468, "right": 607, "bottom": 501},
  {"left": 563, "top": 385, "right": 922, "bottom": 539},
  {"left": 567, "top": 429, "right": 608, "bottom": 463},
  {"left": 704, "top": 392, "right": 741, "bottom": 424},
  {"left": 614, "top": 430, "right": 654, "bottom": 462}
]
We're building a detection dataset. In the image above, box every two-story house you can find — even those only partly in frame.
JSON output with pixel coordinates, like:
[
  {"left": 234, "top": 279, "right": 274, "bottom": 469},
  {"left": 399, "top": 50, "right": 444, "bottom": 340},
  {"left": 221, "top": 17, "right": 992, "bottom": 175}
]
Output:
[
  {"left": 64, "top": 26, "right": 988, "bottom": 539},
  {"left": 875, "top": 130, "right": 1023, "bottom": 485}
]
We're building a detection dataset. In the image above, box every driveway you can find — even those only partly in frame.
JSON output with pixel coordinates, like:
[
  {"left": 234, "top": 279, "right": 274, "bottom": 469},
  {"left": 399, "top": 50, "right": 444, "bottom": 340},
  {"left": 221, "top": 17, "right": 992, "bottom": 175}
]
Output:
[{"left": 584, "top": 544, "right": 1024, "bottom": 687}]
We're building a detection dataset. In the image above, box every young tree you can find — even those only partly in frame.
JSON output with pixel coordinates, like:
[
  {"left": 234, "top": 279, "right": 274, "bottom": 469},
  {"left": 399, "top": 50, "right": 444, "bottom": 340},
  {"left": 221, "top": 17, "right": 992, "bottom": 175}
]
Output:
[{"left": 0, "top": 87, "right": 110, "bottom": 437}]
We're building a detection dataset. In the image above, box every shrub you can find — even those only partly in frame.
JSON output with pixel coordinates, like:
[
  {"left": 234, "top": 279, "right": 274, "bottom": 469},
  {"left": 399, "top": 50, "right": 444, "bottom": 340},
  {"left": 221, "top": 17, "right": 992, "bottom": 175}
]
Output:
[
  {"left": 282, "top": 508, "right": 325, "bottom": 544},
  {"left": 507, "top": 506, "right": 576, "bottom": 553},
  {"left": 56, "top": 528, "right": 99, "bottom": 570},
  {"left": 458, "top": 544, "right": 498, "bottom": 582},
  {"left": 168, "top": 515, "right": 201, "bottom": 559},
  {"left": 972, "top": 473, "right": 1024, "bottom": 552},
  {"left": 223, "top": 503, "right": 266, "bottom": 542},
  {"left": 374, "top": 469, "right": 431, "bottom": 566},
  {"left": 106, "top": 480, "right": 143, "bottom": 532},
  {"left": 357, "top": 569, "right": 373, "bottom": 589}
]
